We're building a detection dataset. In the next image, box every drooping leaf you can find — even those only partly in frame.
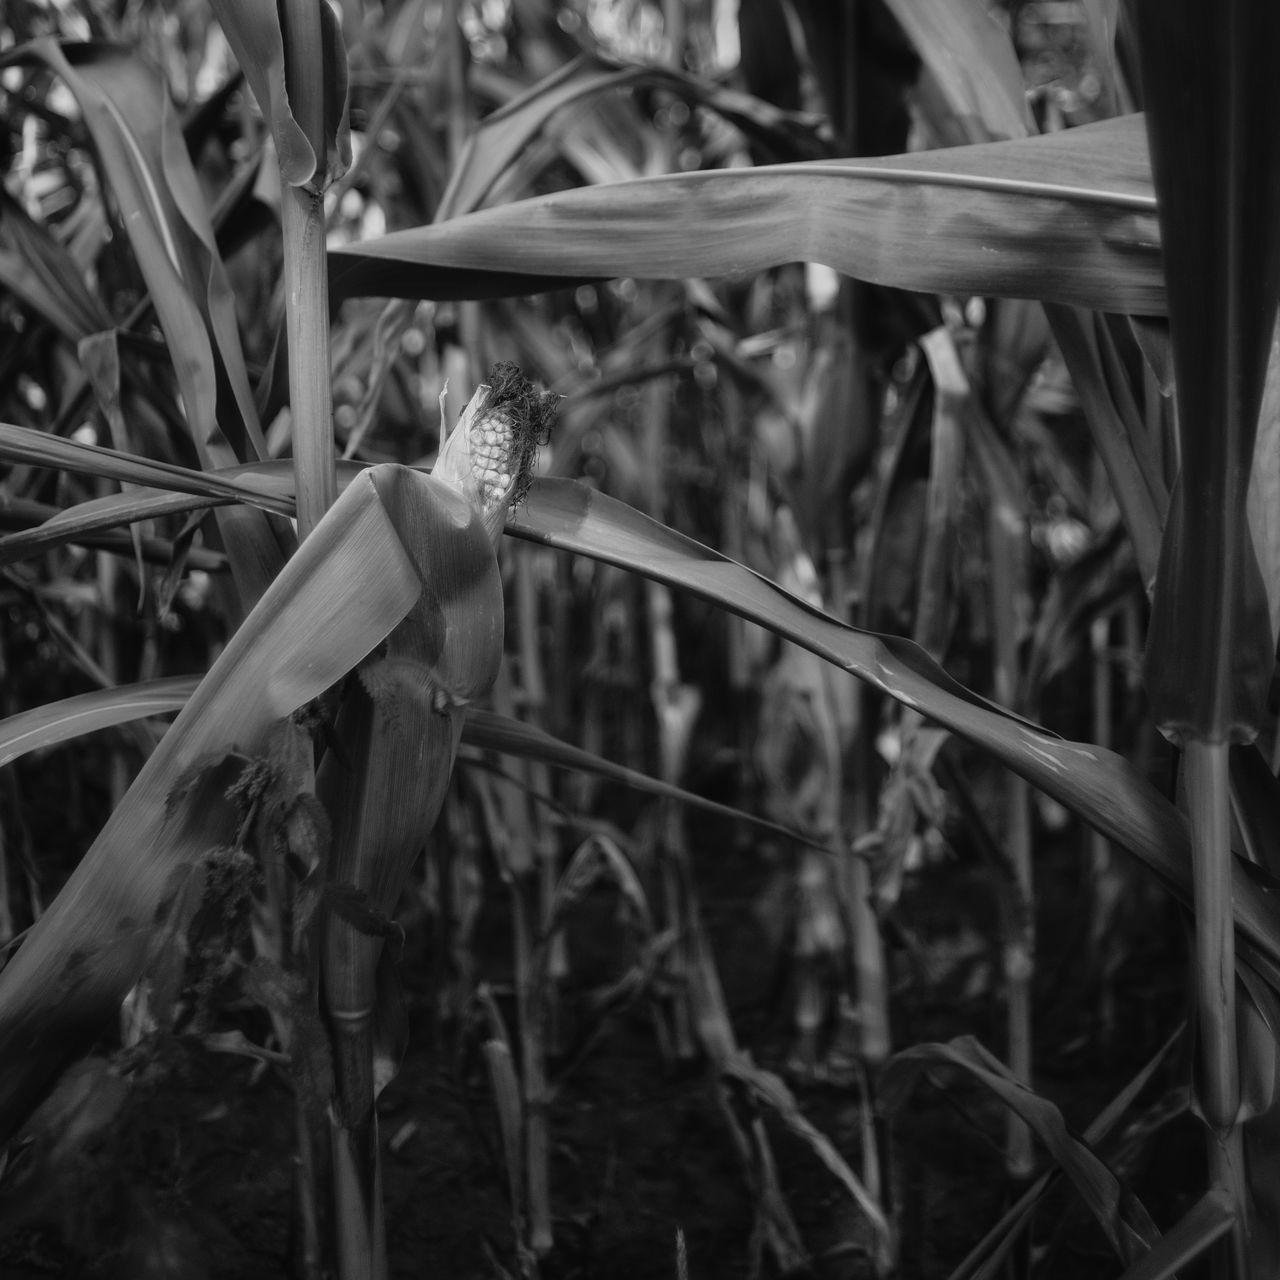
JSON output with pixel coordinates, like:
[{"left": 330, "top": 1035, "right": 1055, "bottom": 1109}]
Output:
[
  {"left": 1114, "top": 1190, "right": 1235, "bottom": 1280},
  {"left": 462, "top": 708, "right": 819, "bottom": 848},
  {"left": 331, "top": 115, "right": 1163, "bottom": 316},
  {"left": 503, "top": 477, "right": 1280, "bottom": 977},
  {"left": 1138, "top": 3, "right": 1280, "bottom": 742},
  {"left": 8, "top": 450, "right": 1280, "bottom": 983},
  {"left": 882, "top": 1036, "right": 1159, "bottom": 1264},
  {"left": 951, "top": 1025, "right": 1184, "bottom": 1280}
]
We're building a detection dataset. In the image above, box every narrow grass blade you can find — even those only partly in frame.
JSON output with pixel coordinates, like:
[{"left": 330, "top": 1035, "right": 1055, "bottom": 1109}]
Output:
[
  {"left": 332, "top": 115, "right": 1162, "bottom": 315},
  {"left": 1043, "top": 305, "right": 1167, "bottom": 589}
]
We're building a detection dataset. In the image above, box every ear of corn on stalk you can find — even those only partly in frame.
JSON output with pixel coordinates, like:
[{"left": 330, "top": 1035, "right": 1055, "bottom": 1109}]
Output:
[{"left": 315, "top": 367, "right": 553, "bottom": 1275}]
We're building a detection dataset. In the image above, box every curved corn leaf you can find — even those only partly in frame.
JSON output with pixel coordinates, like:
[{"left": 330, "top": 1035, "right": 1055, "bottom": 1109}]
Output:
[
  {"left": 7, "top": 449, "right": 1280, "bottom": 979},
  {"left": 0, "top": 679, "right": 823, "bottom": 855},
  {"left": 0, "top": 677, "right": 196, "bottom": 768},
  {"left": 0, "top": 466, "right": 439, "bottom": 1142},
  {"left": 331, "top": 115, "right": 1162, "bottom": 314},
  {"left": 503, "top": 478, "right": 1280, "bottom": 975},
  {"left": 951, "top": 1025, "right": 1184, "bottom": 1280},
  {"left": 209, "top": 0, "right": 350, "bottom": 192}
]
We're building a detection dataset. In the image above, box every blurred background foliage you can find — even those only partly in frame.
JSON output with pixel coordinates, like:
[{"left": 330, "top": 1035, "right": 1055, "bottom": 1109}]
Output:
[{"left": 0, "top": 2, "right": 1202, "bottom": 1278}]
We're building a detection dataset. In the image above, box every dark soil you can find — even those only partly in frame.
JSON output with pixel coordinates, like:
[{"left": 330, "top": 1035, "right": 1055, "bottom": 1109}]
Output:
[{"left": 0, "top": 818, "right": 1191, "bottom": 1280}]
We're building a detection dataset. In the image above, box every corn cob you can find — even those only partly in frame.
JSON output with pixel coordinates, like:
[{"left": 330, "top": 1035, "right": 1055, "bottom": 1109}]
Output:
[{"left": 434, "top": 361, "right": 558, "bottom": 544}]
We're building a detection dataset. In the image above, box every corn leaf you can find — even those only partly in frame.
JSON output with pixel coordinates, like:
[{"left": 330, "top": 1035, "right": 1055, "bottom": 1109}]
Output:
[
  {"left": 0, "top": 677, "right": 195, "bottom": 768},
  {"left": 1138, "top": 4, "right": 1280, "bottom": 742},
  {"left": 439, "top": 51, "right": 834, "bottom": 220},
  {"left": 209, "top": 0, "right": 350, "bottom": 191},
  {"left": 0, "top": 678, "right": 824, "bottom": 855},
  {"left": 952, "top": 1025, "right": 1184, "bottom": 1280},
  {"left": 9, "top": 453, "right": 1280, "bottom": 983},
  {"left": 0, "top": 40, "right": 289, "bottom": 607},
  {"left": 331, "top": 114, "right": 1162, "bottom": 315},
  {"left": 881, "top": 0, "right": 1031, "bottom": 143},
  {"left": 0, "top": 496, "right": 224, "bottom": 569},
  {"left": 883, "top": 1036, "right": 1159, "bottom": 1264},
  {"left": 504, "top": 477, "right": 1280, "bottom": 976},
  {"left": 0, "top": 421, "right": 293, "bottom": 520},
  {"left": 1114, "top": 1190, "right": 1236, "bottom": 1280},
  {"left": 0, "top": 189, "right": 111, "bottom": 344},
  {"left": 0, "top": 466, "right": 448, "bottom": 1141}
]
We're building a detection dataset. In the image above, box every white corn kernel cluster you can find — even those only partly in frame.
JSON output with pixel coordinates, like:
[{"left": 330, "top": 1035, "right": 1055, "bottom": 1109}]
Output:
[
  {"left": 435, "top": 362, "right": 556, "bottom": 545},
  {"left": 469, "top": 409, "right": 517, "bottom": 513}
]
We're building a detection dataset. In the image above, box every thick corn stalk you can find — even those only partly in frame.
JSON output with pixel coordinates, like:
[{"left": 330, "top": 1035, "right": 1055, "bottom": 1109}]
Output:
[{"left": 318, "top": 366, "right": 555, "bottom": 1278}]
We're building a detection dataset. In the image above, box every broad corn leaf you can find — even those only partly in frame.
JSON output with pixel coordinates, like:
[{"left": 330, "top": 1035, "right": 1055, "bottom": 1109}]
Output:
[
  {"left": 331, "top": 115, "right": 1162, "bottom": 316},
  {"left": 210, "top": 0, "right": 350, "bottom": 191},
  {"left": 1138, "top": 3, "right": 1280, "bottom": 743},
  {"left": 0, "top": 466, "right": 463, "bottom": 1141},
  {"left": 8, "top": 450, "right": 1280, "bottom": 991}
]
